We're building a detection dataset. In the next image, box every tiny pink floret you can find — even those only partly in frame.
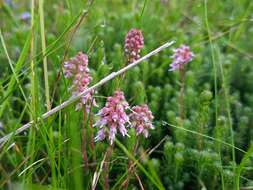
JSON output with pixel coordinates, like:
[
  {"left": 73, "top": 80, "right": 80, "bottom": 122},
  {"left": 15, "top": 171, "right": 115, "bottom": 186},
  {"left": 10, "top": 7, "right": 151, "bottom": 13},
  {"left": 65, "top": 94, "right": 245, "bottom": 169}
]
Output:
[
  {"left": 63, "top": 52, "right": 97, "bottom": 110},
  {"left": 129, "top": 104, "right": 154, "bottom": 138},
  {"left": 169, "top": 45, "right": 194, "bottom": 71},
  {"left": 94, "top": 90, "right": 129, "bottom": 144},
  {"left": 124, "top": 28, "right": 144, "bottom": 63}
]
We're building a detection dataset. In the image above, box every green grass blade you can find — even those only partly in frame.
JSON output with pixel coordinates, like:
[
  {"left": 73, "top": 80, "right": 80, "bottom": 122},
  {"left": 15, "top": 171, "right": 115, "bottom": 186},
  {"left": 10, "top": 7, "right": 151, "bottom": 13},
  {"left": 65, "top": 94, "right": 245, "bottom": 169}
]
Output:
[
  {"left": 0, "top": 30, "right": 32, "bottom": 117},
  {"left": 235, "top": 145, "right": 253, "bottom": 190},
  {"left": 39, "top": 0, "right": 51, "bottom": 111}
]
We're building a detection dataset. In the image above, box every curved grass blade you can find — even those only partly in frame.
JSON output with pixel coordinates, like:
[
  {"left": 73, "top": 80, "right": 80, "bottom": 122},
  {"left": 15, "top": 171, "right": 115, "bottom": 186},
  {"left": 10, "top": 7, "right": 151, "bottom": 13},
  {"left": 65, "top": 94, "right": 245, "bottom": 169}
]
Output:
[
  {"left": 115, "top": 138, "right": 165, "bottom": 190},
  {"left": 163, "top": 121, "right": 246, "bottom": 154},
  {"left": 0, "top": 29, "right": 32, "bottom": 117}
]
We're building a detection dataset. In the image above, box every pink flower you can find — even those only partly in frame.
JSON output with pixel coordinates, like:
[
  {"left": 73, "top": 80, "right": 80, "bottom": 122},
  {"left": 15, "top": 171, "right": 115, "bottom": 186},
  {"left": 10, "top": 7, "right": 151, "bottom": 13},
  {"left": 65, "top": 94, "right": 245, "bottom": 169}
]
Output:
[
  {"left": 124, "top": 28, "right": 144, "bottom": 63},
  {"left": 63, "top": 52, "right": 97, "bottom": 110},
  {"left": 94, "top": 90, "right": 129, "bottom": 144},
  {"left": 94, "top": 128, "right": 106, "bottom": 142},
  {"left": 169, "top": 45, "right": 194, "bottom": 71},
  {"left": 129, "top": 104, "right": 154, "bottom": 138},
  {"left": 64, "top": 52, "right": 89, "bottom": 78}
]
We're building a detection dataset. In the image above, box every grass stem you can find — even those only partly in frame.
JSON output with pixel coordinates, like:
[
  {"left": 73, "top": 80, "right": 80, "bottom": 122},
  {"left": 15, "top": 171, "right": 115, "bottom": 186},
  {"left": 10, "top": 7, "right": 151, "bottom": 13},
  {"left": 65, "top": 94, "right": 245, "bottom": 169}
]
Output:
[{"left": 39, "top": 0, "right": 51, "bottom": 111}]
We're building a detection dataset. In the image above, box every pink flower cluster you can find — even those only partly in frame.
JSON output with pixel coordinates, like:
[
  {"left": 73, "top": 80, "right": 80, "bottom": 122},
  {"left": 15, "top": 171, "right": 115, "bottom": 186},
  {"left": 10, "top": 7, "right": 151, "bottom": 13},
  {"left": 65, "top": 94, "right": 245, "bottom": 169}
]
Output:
[
  {"left": 64, "top": 52, "right": 89, "bottom": 78},
  {"left": 63, "top": 52, "right": 96, "bottom": 110},
  {"left": 129, "top": 105, "right": 154, "bottom": 138},
  {"left": 169, "top": 45, "right": 194, "bottom": 71},
  {"left": 94, "top": 90, "right": 129, "bottom": 144},
  {"left": 94, "top": 90, "right": 155, "bottom": 144},
  {"left": 124, "top": 28, "right": 144, "bottom": 63}
]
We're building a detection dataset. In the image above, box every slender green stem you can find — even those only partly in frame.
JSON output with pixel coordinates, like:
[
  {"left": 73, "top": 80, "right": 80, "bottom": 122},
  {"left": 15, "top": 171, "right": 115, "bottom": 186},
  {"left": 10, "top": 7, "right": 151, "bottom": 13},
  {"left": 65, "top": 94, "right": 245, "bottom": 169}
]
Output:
[
  {"left": 236, "top": 146, "right": 253, "bottom": 190},
  {"left": 204, "top": 0, "right": 218, "bottom": 142},
  {"left": 39, "top": 0, "right": 50, "bottom": 111},
  {"left": 216, "top": 126, "right": 225, "bottom": 189},
  {"left": 0, "top": 30, "right": 30, "bottom": 112},
  {"left": 87, "top": 102, "right": 96, "bottom": 169},
  {"left": 24, "top": 0, "right": 37, "bottom": 184},
  {"left": 204, "top": 1, "right": 228, "bottom": 189},
  {"left": 163, "top": 122, "right": 245, "bottom": 154},
  {"left": 216, "top": 44, "right": 236, "bottom": 188},
  {"left": 30, "top": 0, "right": 36, "bottom": 115}
]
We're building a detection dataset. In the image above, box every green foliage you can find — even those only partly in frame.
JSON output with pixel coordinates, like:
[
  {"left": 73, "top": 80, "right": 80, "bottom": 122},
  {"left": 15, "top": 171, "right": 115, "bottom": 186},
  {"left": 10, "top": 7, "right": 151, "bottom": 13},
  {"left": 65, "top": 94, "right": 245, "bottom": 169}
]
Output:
[{"left": 1, "top": 0, "right": 253, "bottom": 190}]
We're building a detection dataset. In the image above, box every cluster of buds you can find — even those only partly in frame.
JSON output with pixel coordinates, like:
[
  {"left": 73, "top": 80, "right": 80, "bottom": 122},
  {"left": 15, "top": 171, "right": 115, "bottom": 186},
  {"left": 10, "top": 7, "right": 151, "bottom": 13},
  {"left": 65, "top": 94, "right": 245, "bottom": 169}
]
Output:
[
  {"left": 169, "top": 45, "right": 194, "bottom": 71},
  {"left": 129, "top": 105, "right": 154, "bottom": 138},
  {"left": 94, "top": 90, "right": 129, "bottom": 144},
  {"left": 124, "top": 28, "right": 144, "bottom": 63},
  {"left": 63, "top": 52, "right": 96, "bottom": 110},
  {"left": 94, "top": 90, "right": 155, "bottom": 144}
]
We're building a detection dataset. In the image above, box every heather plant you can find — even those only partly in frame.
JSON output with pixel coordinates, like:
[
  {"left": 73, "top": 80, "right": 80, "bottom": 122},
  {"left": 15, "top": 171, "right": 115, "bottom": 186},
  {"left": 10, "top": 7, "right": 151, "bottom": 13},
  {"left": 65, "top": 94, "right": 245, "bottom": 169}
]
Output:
[
  {"left": 1, "top": 1, "right": 253, "bottom": 190},
  {"left": 63, "top": 52, "right": 96, "bottom": 111},
  {"left": 124, "top": 28, "right": 144, "bottom": 63},
  {"left": 94, "top": 90, "right": 129, "bottom": 144}
]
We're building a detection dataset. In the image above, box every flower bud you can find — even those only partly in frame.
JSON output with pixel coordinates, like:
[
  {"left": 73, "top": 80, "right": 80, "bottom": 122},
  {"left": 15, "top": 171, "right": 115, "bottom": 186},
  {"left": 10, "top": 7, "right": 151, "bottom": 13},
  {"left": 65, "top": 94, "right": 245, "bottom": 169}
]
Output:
[{"left": 124, "top": 28, "right": 144, "bottom": 63}]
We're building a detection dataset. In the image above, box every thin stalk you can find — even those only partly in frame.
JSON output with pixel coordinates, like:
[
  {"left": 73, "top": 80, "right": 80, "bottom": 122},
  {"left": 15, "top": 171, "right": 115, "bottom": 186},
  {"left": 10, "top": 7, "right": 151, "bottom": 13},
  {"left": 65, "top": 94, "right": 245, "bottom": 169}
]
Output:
[
  {"left": 89, "top": 114, "right": 95, "bottom": 155},
  {"left": 135, "top": 172, "right": 145, "bottom": 190},
  {"left": 57, "top": 102, "right": 63, "bottom": 185},
  {"left": 39, "top": 0, "right": 50, "bottom": 110},
  {"left": 104, "top": 144, "right": 114, "bottom": 190},
  {"left": 0, "top": 30, "right": 31, "bottom": 112},
  {"left": 204, "top": 1, "right": 227, "bottom": 189},
  {"left": 119, "top": 54, "right": 130, "bottom": 85},
  {"left": 91, "top": 152, "right": 107, "bottom": 190},
  {"left": 115, "top": 139, "right": 165, "bottom": 190},
  {"left": 24, "top": 0, "right": 36, "bottom": 183},
  {"left": 236, "top": 146, "right": 253, "bottom": 190},
  {"left": 82, "top": 108, "right": 89, "bottom": 171},
  {"left": 124, "top": 136, "right": 140, "bottom": 189},
  {"left": 164, "top": 121, "right": 245, "bottom": 154},
  {"left": 179, "top": 67, "right": 185, "bottom": 124},
  {"left": 30, "top": 0, "right": 36, "bottom": 116},
  {"left": 218, "top": 140, "right": 225, "bottom": 189},
  {"left": 88, "top": 101, "right": 96, "bottom": 169},
  {"left": 216, "top": 44, "right": 235, "bottom": 189}
]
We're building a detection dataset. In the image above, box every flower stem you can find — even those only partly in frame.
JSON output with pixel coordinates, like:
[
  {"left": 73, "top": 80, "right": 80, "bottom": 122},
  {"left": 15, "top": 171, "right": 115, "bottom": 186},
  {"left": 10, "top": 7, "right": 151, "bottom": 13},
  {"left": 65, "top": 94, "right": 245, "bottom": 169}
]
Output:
[
  {"left": 124, "top": 136, "right": 140, "bottom": 189},
  {"left": 88, "top": 101, "right": 96, "bottom": 170},
  {"left": 179, "top": 67, "right": 185, "bottom": 125},
  {"left": 39, "top": 0, "right": 50, "bottom": 111},
  {"left": 104, "top": 144, "right": 114, "bottom": 190},
  {"left": 82, "top": 108, "right": 89, "bottom": 172}
]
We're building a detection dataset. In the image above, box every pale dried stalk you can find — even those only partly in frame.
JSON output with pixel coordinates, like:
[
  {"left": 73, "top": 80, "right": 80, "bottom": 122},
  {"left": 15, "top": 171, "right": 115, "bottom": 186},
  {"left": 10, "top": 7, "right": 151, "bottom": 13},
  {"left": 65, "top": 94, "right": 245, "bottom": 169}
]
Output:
[
  {"left": 0, "top": 41, "right": 175, "bottom": 145},
  {"left": 91, "top": 151, "right": 107, "bottom": 190},
  {"left": 135, "top": 172, "right": 145, "bottom": 190}
]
